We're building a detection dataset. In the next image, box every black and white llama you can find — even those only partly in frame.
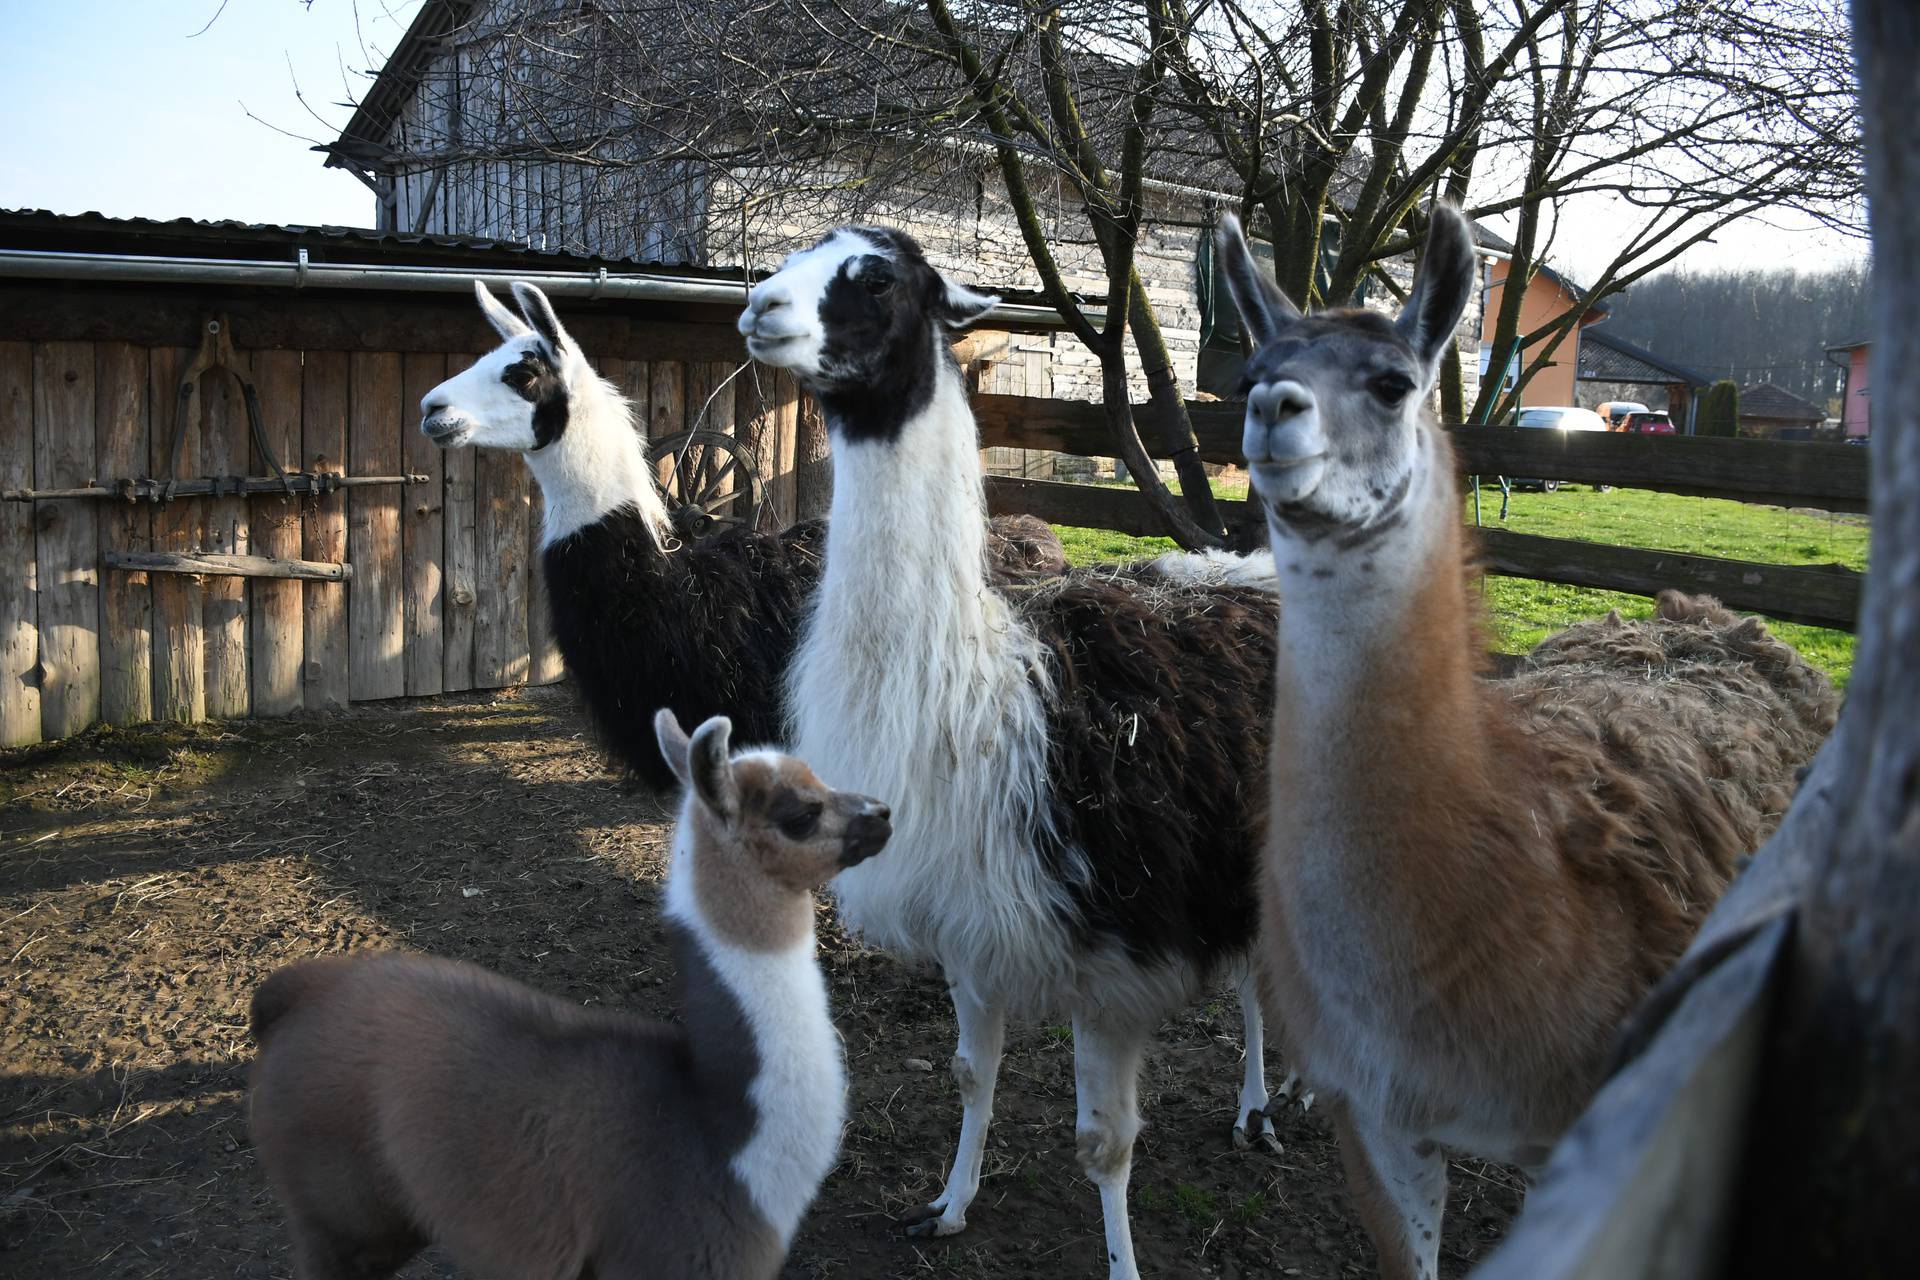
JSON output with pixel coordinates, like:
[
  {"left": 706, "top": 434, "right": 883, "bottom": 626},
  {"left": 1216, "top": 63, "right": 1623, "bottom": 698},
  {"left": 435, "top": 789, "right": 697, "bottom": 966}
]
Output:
[
  {"left": 419, "top": 281, "right": 1066, "bottom": 789},
  {"left": 742, "top": 228, "right": 1295, "bottom": 1278}
]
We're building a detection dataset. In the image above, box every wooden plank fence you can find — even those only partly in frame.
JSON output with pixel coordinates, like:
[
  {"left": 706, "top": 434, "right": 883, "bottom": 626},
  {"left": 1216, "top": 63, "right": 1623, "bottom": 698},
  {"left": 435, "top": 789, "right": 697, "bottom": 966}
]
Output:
[
  {"left": 976, "top": 393, "right": 1869, "bottom": 632},
  {"left": 0, "top": 310, "right": 810, "bottom": 746}
]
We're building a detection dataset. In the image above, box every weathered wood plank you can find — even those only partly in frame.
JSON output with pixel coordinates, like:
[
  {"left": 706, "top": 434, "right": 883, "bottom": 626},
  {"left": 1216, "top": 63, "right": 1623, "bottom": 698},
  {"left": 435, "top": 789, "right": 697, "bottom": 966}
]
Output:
[
  {"left": 94, "top": 342, "right": 152, "bottom": 726},
  {"left": 1473, "top": 528, "right": 1861, "bottom": 631},
  {"left": 440, "top": 355, "right": 478, "bottom": 693},
  {"left": 149, "top": 346, "right": 204, "bottom": 723},
  {"left": 970, "top": 394, "right": 1873, "bottom": 512},
  {"left": 1448, "top": 427, "right": 1870, "bottom": 513},
  {"left": 0, "top": 342, "right": 38, "bottom": 744},
  {"left": 348, "top": 352, "right": 405, "bottom": 701},
  {"left": 473, "top": 450, "right": 529, "bottom": 688},
  {"left": 648, "top": 361, "right": 685, "bottom": 494},
  {"left": 1474, "top": 916, "right": 1788, "bottom": 1280},
  {"left": 795, "top": 389, "right": 832, "bottom": 521},
  {"left": 701, "top": 361, "right": 742, "bottom": 518},
  {"left": 200, "top": 363, "right": 250, "bottom": 720},
  {"left": 984, "top": 475, "right": 1227, "bottom": 538},
  {"left": 248, "top": 349, "right": 305, "bottom": 717},
  {"left": 33, "top": 340, "right": 100, "bottom": 739},
  {"left": 401, "top": 353, "right": 446, "bottom": 696},
  {"left": 106, "top": 551, "right": 350, "bottom": 582},
  {"left": 301, "top": 350, "right": 350, "bottom": 711},
  {"left": 0, "top": 284, "right": 750, "bottom": 362}
]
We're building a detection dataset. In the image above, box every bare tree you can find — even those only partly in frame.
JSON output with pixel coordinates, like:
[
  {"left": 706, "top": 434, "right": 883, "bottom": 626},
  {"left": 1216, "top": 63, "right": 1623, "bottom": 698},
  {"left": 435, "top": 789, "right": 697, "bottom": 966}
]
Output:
[
  {"left": 1467, "top": 0, "right": 1864, "bottom": 424},
  {"left": 323, "top": 0, "right": 1864, "bottom": 539}
]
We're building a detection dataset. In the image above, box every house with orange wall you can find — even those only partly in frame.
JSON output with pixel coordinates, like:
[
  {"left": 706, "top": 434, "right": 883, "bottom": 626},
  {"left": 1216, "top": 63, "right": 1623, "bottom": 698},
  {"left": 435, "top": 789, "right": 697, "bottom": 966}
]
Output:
[{"left": 1474, "top": 227, "right": 1612, "bottom": 415}]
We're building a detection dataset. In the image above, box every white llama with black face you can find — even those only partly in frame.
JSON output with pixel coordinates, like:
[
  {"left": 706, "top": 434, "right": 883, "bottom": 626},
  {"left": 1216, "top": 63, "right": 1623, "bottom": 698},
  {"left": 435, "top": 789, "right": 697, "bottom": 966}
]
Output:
[
  {"left": 418, "top": 280, "right": 1065, "bottom": 789},
  {"left": 745, "top": 226, "right": 1298, "bottom": 1280}
]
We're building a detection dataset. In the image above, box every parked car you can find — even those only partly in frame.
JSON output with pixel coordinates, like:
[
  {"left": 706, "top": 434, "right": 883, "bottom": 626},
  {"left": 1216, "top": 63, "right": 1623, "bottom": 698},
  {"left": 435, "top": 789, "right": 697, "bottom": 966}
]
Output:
[
  {"left": 1515, "top": 406, "right": 1610, "bottom": 432},
  {"left": 1595, "top": 400, "right": 1649, "bottom": 429},
  {"left": 1621, "top": 411, "right": 1677, "bottom": 436},
  {"left": 1510, "top": 406, "right": 1608, "bottom": 491}
]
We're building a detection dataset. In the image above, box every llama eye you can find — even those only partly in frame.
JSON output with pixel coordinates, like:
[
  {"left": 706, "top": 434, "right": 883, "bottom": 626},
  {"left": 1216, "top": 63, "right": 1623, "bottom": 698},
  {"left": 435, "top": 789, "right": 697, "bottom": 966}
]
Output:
[
  {"left": 773, "top": 802, "right": 823, "bottom": 840},
  {"left": 856, "top": 258, "right": 896, "bottom": 295},
  {"left": 1370, "top": 372, "right": 1414, "bottom": 402},
  {"left": 778, "top": 809, "right": 821, "bottom": 840}
]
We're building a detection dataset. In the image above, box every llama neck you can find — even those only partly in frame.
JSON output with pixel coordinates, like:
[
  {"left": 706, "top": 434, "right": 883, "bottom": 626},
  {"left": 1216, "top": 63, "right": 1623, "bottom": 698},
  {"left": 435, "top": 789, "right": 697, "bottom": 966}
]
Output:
[
  {"left": 1267, "top": 427, "right": 1490, "bottom": 855},
  {"left": 522, "top": 374, "right": 669, "bottom": 550},
  {"left": 661, "top": 825, "right": 844, "bottom": 1245},
  {"left": 816, "top": 359, "right": 993, "bottom": 616}
]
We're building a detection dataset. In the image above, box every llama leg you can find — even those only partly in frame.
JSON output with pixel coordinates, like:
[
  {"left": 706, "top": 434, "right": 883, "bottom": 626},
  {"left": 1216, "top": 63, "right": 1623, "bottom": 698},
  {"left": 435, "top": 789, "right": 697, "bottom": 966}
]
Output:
[
  {"left": 902, "top": 987, "right": 1006, "bottom": 1238},
  {"left": 1230, "top": 969, "right": 1281, "bottom": 1154},
  {"left": 1072, "top": 1014, "right": 1148, "bottom": 1280},
  {"left": 1332, "top": 1103, "right": 1447, "bottom": 1280}
]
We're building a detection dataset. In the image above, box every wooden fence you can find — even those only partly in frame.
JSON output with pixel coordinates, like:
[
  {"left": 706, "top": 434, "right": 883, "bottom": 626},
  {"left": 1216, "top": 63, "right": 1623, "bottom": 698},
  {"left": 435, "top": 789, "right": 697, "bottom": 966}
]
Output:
[
  {"left": 0, "top": 295, "right": 811, "bottom": 747},
  {"left": 975, "top": 393, "right": 1869, "bottom": 631}
]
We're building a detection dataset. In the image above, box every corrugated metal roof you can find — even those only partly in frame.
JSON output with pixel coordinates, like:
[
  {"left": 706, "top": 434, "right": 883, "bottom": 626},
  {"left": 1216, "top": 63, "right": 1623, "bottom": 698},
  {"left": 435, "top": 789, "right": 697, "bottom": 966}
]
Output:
[{"left": 0, "top": 207, "right": 1067, "bottom": 307}]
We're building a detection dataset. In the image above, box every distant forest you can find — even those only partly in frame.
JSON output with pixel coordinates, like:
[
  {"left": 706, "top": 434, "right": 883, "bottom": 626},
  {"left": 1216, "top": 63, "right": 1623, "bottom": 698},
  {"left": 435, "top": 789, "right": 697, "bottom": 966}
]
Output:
[{"left": 1598, "top": 260, "right": 1872, "bottom": 409}]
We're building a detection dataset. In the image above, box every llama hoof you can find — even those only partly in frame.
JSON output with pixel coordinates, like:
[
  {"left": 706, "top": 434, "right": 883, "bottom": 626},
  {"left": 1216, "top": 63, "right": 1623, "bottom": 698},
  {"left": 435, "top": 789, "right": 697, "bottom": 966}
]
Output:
[
  {"left": 1232, "top": 1109, "right": 1282, "bottom": 1155},
  {"left": 901, "top": 1202, "right": 965, "bottom": 1238}
]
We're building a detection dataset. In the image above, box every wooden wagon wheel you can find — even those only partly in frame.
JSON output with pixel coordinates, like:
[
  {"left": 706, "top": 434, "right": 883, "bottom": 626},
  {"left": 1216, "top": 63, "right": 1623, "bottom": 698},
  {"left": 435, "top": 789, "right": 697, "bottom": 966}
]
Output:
[{"left": 645, "top": 430, "right": 769, "bottom": 538}]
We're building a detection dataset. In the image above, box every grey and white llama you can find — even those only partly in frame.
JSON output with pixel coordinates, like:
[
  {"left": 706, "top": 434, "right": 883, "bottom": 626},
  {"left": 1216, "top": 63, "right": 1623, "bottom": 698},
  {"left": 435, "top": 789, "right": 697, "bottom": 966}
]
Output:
[
  {"left": 741, "top": 227, "right": 1297, "bottom": 1279},
  {"left": 248, "top": 709, "right": 891, "bottom": 1280}
]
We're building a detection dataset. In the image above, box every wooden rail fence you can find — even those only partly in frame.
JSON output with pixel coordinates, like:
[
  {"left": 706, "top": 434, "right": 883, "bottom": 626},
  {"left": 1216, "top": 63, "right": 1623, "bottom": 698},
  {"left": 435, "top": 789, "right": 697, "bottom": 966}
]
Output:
[{"left": 975, "top": 393, "right": 1868, "bottom": 631}]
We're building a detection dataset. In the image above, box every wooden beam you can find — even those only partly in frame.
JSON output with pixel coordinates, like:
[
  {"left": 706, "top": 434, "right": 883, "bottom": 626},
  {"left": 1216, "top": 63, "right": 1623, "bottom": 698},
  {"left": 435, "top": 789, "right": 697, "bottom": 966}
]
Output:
[
  {"left": 972, "top": 394, "right": 1870, "bottom": 513},
  {"left": 1473, "top": 529, "right": 1861, "bottom": 631},
  {"left": 984, "top": 475, "right": 1256, "bottom": 538},
  {"left": 105, "top": 550, "right": 351, "bottom": 582}
]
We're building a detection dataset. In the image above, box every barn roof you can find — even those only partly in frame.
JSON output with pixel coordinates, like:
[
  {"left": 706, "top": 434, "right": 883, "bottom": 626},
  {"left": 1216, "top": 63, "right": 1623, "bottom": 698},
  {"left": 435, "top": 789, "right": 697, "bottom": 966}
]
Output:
[
  {"left": 1738, "top": 382, "right": 1827, "bottom": 423},
  {"left": 1577, "top": 327, "right": 1712, "bottom": 387}
]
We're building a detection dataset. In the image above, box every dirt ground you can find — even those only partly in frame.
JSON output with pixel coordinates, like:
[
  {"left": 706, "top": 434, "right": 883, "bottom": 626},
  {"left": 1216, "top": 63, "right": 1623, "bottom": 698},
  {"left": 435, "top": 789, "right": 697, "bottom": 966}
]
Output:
[{"left": 0, "top": 688, "right": 1521, "bottom": 1279}]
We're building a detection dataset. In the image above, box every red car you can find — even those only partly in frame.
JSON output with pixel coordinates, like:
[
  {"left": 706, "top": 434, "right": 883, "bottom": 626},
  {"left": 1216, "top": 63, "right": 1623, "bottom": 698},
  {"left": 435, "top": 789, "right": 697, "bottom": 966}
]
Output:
[{"left": 1622, "top": 411, "right": 1677, "bottom": 435}]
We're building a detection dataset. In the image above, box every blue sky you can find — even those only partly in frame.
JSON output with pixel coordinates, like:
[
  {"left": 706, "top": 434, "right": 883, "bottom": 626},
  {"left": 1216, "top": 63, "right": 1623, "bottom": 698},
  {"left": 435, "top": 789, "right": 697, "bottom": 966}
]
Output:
[{"left": 0, "top": 1, "right": 423, "bottom": 228}]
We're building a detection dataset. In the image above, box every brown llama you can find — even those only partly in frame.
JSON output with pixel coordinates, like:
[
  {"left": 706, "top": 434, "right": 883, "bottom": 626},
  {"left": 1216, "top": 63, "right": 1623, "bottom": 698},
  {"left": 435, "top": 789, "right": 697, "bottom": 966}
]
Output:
[
  {"left": 1214, "top": 203, "right": 1838, "bottom": 1280},
  {"left": 247, "top": 710, "right": 891, "bottom": 1280}
]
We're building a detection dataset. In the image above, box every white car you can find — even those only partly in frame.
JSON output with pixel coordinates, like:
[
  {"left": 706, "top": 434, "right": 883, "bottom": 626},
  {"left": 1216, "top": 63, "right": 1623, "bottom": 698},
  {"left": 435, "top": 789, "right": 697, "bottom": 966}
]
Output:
[
  {"left": 1511, "top": 406, "right": 1609, "bottom": 491},
  {"left": 1515, "top": 406, "right": 1609, "bottom": 432}
]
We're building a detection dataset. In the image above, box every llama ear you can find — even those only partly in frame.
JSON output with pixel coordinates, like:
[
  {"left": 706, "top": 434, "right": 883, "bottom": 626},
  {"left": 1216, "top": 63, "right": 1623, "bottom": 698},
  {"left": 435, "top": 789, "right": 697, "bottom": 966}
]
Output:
[
  {"left": 510, "top": 282, "right": 573, "bottom": 355},
  {"left": 1395, "top": 204, "right": 1477, "bottom": 378},
  {"left": 936, "top": 277, "right": 1000, "bottom": 331},
  {"left": 1214, "top": 213, "right": 1298, "bottom": 350},
  {"left": 654, "top": 708, "right": 694, "bottom": 790},
  {"left": 475, "top": 280, "right": 532, "bottom": 341},
  {"left": 686, "top": 716, "right": 739, "bottom": 822}
]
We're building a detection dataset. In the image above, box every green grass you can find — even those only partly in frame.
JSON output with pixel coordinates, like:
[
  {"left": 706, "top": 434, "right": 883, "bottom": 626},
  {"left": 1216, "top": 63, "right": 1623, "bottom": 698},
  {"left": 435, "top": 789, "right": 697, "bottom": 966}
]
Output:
[{"left": 1047, "top": 482, "right": 1863, "bottom": 687}]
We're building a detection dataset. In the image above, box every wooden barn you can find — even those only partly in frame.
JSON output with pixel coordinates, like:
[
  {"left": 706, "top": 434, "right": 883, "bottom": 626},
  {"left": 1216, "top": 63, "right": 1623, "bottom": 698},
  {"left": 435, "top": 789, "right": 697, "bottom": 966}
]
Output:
[{"left": 0, "top": 210, "right": 1051, "bottom": 746}]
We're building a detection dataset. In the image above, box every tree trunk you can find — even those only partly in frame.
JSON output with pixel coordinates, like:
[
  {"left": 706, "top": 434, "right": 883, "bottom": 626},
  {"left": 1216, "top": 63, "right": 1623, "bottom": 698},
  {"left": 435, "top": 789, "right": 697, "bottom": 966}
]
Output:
[
  {"left": 1128, "top": 273, "right": 1225, "bottom": 538},
  {"left": 793, "top": 392, "right": 832, "bottom": 521},
  {"left": 1727, "top": 0, "right": 1920, "bottom": 1265},
  {"left": 1098, "top": 346, "right": 1219, "bottom": 550}
]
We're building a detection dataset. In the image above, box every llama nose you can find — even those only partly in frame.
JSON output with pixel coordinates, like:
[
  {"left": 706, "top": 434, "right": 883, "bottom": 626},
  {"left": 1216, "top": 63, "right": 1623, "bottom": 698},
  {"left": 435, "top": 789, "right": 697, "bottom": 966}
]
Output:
[
  {"left": 739, "top": 286, "right": 792, "bottom": 334},
  {"left": 1248, "top": 380, "right": 1314, "bottom": 425},
  {"left": 420, "top": 394, "right": 449, "bottom": 417}
]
